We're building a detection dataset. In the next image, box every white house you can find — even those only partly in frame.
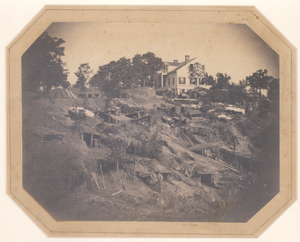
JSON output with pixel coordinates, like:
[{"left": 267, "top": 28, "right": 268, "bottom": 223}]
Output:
[{"left": 155, "top": 55, "right": 203, "bottom": 95}]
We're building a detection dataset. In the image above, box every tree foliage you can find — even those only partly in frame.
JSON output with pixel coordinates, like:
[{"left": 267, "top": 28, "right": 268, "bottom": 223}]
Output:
[
  {"left": 89, "top": 57, "right": 133, "bottom": 99},
  {"left": 267, "top": 78, "right": 279, "bottom": 103},
  {"left": 246, "top": 69, "right": 273, "bottom": 100},
  {"left": 201, "top": 74, "right": 216, "bottom": 86},
  {"left": 22, "top": 31, "right": 69, "bottom": 92},
  {"left": 73, "top": 63, "right": 93, "bottom": 90},
  {"left": 188, "top": 62, "right": 206, "bottom": 83},
  {"left": 213, "top": 73, "right": 231, "bottom": 90},
  {"left": 68, "top": 109, "right": 87, "bottom": 128},
  {"left": 89, "top": 52, "right": 163, "bottom": 100},
  {"left": 132, "top": 52, "right": 163, "bottom": 87},
  {"left": 227, "top": 83, "right": 246, "bottom": 104},
  {"left": 267, "top": 78, "right": 279, "bottom": 113}
]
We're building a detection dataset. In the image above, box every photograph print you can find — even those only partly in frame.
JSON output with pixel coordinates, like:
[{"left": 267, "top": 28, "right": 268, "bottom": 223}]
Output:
[{"left": 22, "top": 22, "right": 280, "bottom": 222}]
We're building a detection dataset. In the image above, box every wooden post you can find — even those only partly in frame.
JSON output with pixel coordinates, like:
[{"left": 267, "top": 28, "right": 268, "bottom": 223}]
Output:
[
  {"left": 133, "top": 162, "right": 135, "bottom": 181},
  {"left": 91, "top": 172, "right": 100, "bottom": 190},
  {"left": 90, "top": 134, "right": 94, "bottom": 147},
  {"left": 121, "top": 169, "right": 125, "bottom": 187},
  {"left": 117, "top": 162, "right": 119, "bottom": 181},
  {"left": 100, "top": 164, "right": 105, "bottom": 188},
  {"left": 81, "top": 133, "right": 84, "bottom": 141},
  {"left": 133, "top": 145, "right": 137, "bottom": 181}
]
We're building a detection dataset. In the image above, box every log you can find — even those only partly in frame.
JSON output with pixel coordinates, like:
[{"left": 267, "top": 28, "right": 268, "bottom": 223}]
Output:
[
  {"left": 100, "top": 164, "right": 106, "bottom": 188},
  {"left": 131, "top": 115, "right": 151, "bottom": 123},
  {"left": 133, "top": 162, "right": 136, "bottom": 181},
  {"left": 177, "top": 191, "right": 185, "bottom": 198},
  {"left": 181, "top": 129, "right": 193, "bottom": 145},
  {"left": 111, "top": 190, "right": 123, "bottom": 196},
  {"left": 91, "top": 172, "right": 100, "bottom": 190},
  {"left": 215, "top": 159, "right": 240, "bottom": 173},
  {"left": 117, "top": 162, "right": 119, "bottom": 181}
]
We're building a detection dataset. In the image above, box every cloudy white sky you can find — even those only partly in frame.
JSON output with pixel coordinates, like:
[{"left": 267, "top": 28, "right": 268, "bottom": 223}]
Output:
[{"left": 46, "top": 22, "right": 279, "bottom": 84}]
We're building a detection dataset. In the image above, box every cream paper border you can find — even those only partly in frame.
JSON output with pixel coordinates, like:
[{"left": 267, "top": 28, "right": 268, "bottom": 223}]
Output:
[{"left": 6, "top": 6, "right": 296, "bottom": 237}]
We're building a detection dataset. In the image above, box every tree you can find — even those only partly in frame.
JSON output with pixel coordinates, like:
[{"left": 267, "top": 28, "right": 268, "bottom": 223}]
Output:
[
  {"left": 213, "top": 73, "right": 231, "bottom": 89},
  {"left": 132, "top": 52, "right": 163, "bottom": 87},
  {"left": 73, "top": 63, "right": 93, "bottom": 91},
  {"left": 267, "top": 78, "right": 279, "bottom": 113},
  {"left": 267, "top": 78, "right": 279, "bottom": 102},
  {"left": 22, "top": 31, "right": 69, "bottom": 92},
  {"left": 68, "top": 109, "right": 87, "bottom": 128},
  {"left": 188, "top": 62, "right": 205, "bottom": 84},
  {"left": 201, "top": 74, "right": 216, "bottom": 86},
  {"left": 227, "top": 83, "right": 246, "bottom": 104},
  {"left": 246, "top": 69, "right": 273, "bottom": 100},
  {"left": 89, "top": 57, "right": 133, "bottom": 103},
  {"left": 61, "top": 80, "right": 71, "bottom": 89},
  {"left": 238, "top": 79, "right": 249, "bottom": 92}
]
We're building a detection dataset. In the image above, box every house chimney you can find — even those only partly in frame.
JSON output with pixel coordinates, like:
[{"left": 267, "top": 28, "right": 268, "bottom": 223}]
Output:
[
  {"left": 173, "top": 60, "right": 178, "bottom": 64},
  {"left": 185, "top": 55, "right": 190, "bottom": 64}
]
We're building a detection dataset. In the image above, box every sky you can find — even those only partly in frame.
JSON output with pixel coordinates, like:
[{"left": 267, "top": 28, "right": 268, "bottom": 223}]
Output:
[{"left": 46, "top": 22, "right": 279, "bottom": 85}]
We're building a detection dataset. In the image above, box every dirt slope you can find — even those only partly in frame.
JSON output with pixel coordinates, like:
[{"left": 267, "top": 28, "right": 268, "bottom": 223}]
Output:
[{"left": 22, "top": 92, "right": 279, "bottom": 222}]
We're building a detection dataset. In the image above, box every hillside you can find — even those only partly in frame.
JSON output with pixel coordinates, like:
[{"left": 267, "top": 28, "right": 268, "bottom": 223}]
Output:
[{"left": 22, "top": 89, "right": 279, "bottom": 222}]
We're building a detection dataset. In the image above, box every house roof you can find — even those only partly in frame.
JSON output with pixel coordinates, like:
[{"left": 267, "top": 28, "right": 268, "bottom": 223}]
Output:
[
  {"left": 32, "top": 127, "right": 64, "bottom": 136},
  {"left": 148, "top": 161, "right": 170, "bottom": 174},
  {"left": 167, "top": 57, "right": 197, "bottom": 74},
  {"left": 164, "top": 61, "right": 181, "bottom": 66},
  {"left": 217, "top": 114, "right": 232, "bottom": 120},
  {"left": 79, "top": 125, "right": 102, "bottom": 136},
  {"left": 69, "top": 87, "right": 101, "bottom": 95},
  {"left": 225, "top": 106, "right": 245, "bottom": 115},
  {"left": 186, "top": 109, "right": 202, "bottom": 115},
  {"left": 110, "top": 114, "right": 132, "bottom": 122},
  {"left": 190, "top": 143, "right": 217, "bottom": 151}
]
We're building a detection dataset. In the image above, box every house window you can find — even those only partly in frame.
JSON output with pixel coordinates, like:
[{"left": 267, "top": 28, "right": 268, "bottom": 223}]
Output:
[
  {"left": 179, "top": 77, "right": 186, "bottom": 84},
  {"left": 172, "top": 78, "right": 175, "bottom": 85},
  {"left": 168, "top": 78, "right": 170, "bottom": 85},
  {"left": 190, "top": 78, "right": 197, "bottom": 85},
  {"left": 190, "top": 64, "right": 193, "bottom": 70}
]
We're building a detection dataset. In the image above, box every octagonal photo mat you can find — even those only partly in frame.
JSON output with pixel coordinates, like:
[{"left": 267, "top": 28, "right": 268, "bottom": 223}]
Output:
[{"left": 7, "top": 6, "right": 296, "bottom": 237}]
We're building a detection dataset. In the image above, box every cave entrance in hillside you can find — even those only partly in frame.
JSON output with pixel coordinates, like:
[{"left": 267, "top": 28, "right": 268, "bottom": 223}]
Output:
[
  {"left": 192, "top": 172, "right": 213, "bottom": 186},
  {"left": 200, "top": 174, "right": 212, "bottom": 186},
  {"left": 81, "top": 132, "right": 101, "bottom": 148}
]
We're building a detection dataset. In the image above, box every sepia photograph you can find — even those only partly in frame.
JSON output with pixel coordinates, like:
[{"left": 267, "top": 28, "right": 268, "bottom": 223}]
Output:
[{"left": 21, "top": 21, "right": 280, "bottom": 223}]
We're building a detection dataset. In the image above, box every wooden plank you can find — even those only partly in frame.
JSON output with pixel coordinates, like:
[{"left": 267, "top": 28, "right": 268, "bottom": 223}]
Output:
[
  {"left": 111, "top": 190, "right": 123, "bottom": 196},
  {"left": 117, "top": 162, "right": 119, "bottom": 181},
  {"left": 133, "top": 161, "right": 135, "bottom": 181},
  {"left": 91, "top": 172, "right": 100, "bottom": 190},
  {"left": 99, "top": 164, "right": 106, "bottom": 188},
  {"left": 215, "top": 159, "right": 240, "bottom": 173},
  {"left": 177, "top": 191, "right": 185, "bottom": 198},
  {"left": 131, "top": 115, "right": 151, "bottom": 123},
  {"left": 181, "top": 129, "right": 193, "bottom": 145}
]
